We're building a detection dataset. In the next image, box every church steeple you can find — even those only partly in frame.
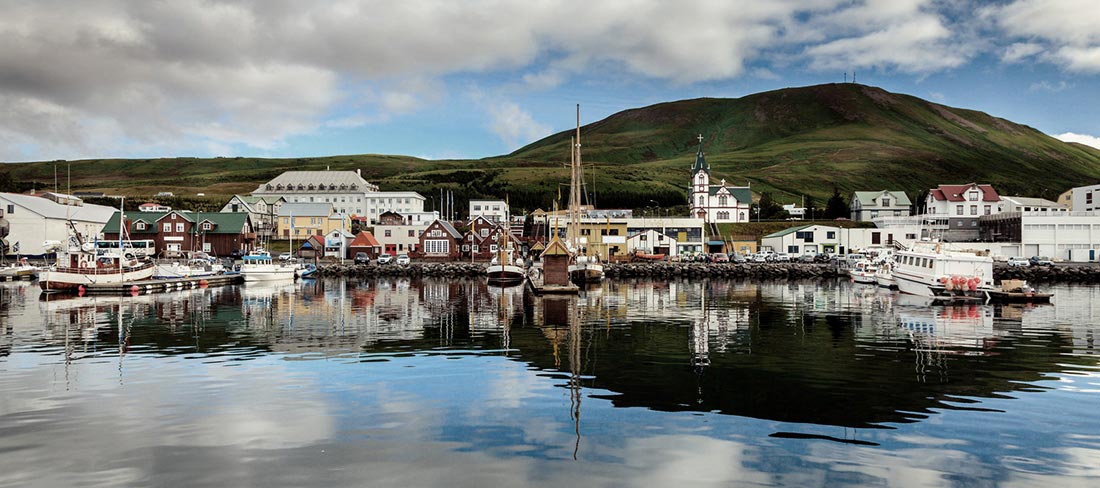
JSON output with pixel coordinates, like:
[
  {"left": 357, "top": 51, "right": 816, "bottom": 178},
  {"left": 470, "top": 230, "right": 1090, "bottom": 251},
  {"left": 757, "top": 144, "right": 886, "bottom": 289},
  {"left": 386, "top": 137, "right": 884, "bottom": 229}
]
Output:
[{"left": 690, "top": 134, "right": 709, "bottom": 175}]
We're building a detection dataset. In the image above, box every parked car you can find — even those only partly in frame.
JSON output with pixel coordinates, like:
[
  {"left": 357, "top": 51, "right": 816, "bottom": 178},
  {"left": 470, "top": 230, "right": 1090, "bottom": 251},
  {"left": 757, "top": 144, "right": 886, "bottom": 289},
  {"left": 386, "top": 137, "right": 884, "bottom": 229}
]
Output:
[
  {"left": 278, "top": 252, "right": 293, "bottom": 261},
  {"left": 774, "top": 253, "right": 791, "bottom": 262},
  {"left": 751, "top": 253, "right": 769, "bottom": 263},
  {"left": 799, "top": 253, "right": 817, "bottom": 263},
  {"left": 229, "top": 249, "right": 244, "bottom": 259},
  {"left": 377, "top": 254, "right": 394, "bottom": 264},
  {"left": 1006, "top": 256, "right": 1029, "bottom": 267},
  {"left": 354, "top": 252, "right": 371, "bottom": 265},
  {"left": 730, "top": 253, "right": 746, "bottom": 264},
  {"left": 396, "top": 254, "right": 411, "bottom": 265},
  {"left": 1029, "top": 256, "right": 1054, "bottom": 267},
  {"left": 712, "top": 253, "right": 730, "bottom": 263}
]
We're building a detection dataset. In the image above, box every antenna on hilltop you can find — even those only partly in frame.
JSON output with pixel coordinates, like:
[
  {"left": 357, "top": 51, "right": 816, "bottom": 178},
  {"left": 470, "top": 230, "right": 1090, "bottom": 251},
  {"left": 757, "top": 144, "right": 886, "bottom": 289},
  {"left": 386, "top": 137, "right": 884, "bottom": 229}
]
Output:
[
  {"left": 852, "top": 71, "right": 856, "bottom": 84},
  {"left": 844, "top": 72, "right": 847, "bottom": 83}
]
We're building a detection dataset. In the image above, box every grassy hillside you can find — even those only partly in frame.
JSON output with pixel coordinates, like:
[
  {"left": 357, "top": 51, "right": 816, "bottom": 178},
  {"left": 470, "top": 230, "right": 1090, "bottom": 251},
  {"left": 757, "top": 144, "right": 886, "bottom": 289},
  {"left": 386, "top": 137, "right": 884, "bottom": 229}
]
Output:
[{"left": 4, "top": 83, "right": 1100, "bottom": 213}]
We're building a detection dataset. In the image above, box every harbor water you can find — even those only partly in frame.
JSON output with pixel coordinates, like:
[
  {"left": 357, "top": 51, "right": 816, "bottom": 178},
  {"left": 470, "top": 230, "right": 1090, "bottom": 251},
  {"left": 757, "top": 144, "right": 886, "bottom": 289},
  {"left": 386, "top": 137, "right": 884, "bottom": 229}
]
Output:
[{"left": 1, "top": 278, "right": 1099, "bottom": 487}]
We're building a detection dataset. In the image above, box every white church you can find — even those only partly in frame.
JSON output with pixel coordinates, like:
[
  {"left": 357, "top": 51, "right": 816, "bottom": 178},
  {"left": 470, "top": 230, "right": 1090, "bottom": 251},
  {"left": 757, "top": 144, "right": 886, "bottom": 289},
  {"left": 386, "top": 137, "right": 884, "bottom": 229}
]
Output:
[{"left": 689, "top": 136, "right": 752, "bottom": 223}]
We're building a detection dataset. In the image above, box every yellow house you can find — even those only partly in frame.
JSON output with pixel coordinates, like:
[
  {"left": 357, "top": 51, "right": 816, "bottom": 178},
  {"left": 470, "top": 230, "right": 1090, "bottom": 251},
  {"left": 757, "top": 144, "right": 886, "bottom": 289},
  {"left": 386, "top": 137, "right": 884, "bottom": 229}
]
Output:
[
  {"left": 549, "top": 216, "right": 630, "bottom": 259},
  {"left": 277, "top": 202, "right": 348, "bottom": 238}
]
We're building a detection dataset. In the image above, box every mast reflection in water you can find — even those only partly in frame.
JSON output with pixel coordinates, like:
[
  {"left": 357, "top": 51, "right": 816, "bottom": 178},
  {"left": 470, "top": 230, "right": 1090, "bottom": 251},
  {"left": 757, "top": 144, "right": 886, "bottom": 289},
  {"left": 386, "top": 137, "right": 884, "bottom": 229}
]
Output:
[{"left": 1, "top": 278, "right": 1099, "bottom": 487}]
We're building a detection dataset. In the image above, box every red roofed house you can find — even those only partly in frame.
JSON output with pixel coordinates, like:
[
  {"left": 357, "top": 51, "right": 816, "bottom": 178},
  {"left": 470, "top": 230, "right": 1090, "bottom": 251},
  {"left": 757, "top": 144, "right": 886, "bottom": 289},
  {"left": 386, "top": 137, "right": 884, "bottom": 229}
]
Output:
[
  {"left": 348, "top": 231, "right": 382, "bottom": 260},
  {"left": 925, "top": 183, "right": 1001, "bottom": 241}
]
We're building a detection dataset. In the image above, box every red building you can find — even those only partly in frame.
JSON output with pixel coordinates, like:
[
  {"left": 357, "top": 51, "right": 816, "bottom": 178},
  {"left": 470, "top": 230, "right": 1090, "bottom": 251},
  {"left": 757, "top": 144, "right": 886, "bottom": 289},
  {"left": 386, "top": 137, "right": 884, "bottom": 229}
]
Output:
[
  {"left": 103, "top": 211, "right": 255, "bottom": 258},
  {"left": 416, "top": 220, "right": 463, "bottom": 261}
]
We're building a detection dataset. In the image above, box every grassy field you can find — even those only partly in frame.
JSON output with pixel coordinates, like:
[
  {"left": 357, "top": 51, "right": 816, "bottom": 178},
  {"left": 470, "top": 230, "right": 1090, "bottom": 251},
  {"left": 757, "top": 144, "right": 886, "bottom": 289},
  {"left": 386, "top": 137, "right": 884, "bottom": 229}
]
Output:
[{"left": 4, "top": 83, "right": 1100, "bottom": 214}]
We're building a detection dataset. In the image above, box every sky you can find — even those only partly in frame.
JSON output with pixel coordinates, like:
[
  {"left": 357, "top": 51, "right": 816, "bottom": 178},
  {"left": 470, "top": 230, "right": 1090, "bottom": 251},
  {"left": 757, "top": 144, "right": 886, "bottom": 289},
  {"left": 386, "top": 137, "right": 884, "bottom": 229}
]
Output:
[{"left": 1, "top": 0, "right": 1099, "bottom": 163}]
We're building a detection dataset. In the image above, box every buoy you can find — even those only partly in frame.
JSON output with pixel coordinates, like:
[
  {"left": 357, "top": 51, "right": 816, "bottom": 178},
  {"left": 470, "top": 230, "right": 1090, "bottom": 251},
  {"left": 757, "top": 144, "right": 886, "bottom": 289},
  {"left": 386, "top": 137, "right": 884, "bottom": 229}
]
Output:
[
  {"left": 77, "top": 285, "right": 85, "bottom": 296},
  {"left": 199, "top": 280, "right": 209, "bottom": 288},
  {"left": 131, "top": 285, "right": 140, "bottom": 293}
]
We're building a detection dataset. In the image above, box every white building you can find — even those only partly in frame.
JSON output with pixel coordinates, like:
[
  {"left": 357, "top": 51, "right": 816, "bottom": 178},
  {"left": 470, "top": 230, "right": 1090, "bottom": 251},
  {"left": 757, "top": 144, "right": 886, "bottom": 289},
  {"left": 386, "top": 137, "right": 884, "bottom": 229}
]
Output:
[
  {"left": 782, "top": 204, "right": 806, "bottom": 220},
  {"left": 468, "top": 199, "right": 509, "bottom": 223},
  {"left": 925, "top": 183, "right": 1002, "bottom": 241},
  {"left": 626, "top": 229, "right": 679, "bottom": 257},
  {"left": 999, "top": 196, "right": 1068, "bottom": 214},
  {"left": 1069, "top": 184, "right": 1100, "bottom": 213},
  {"left": 689, "top": 136, "right": 751, "bottom": 223},
  {"left": 252, "top": 170, "right": 425, "bottom": 224},
  {"left": 761, "top": 224, "right": 921, "bottom": 256},
  {"left": 980, "top": 211, "right": 1100, "bottom": 262},
  {"left": 624, "top": 217, "right": 707, "bottom": 255},
  {"left": 374, "top": 222, "right": 429, "bottom": 256},
  {"left": 850, "top": 190, "right": 911, "bottom": 221},
  {"left": 0, "top": 192, "right": 117, "bottom": 256}
]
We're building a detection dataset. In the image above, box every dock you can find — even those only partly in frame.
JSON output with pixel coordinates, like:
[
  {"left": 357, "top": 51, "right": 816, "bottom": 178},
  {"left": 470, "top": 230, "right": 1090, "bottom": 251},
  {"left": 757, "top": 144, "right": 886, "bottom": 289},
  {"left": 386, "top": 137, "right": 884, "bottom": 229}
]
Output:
[
  {"left": 525, "top": 272, "right": 579, "bottom": 295},
  {"left": 75, "top": 273, "right": 243, "bottom": 295}
]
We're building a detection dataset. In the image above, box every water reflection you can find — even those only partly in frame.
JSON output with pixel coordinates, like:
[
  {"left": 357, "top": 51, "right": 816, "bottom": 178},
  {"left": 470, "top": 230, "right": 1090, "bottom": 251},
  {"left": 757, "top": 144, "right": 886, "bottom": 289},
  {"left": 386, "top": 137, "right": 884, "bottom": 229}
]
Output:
[{"left": 1, "top": 278, "right": 1099, "bottom": 486}]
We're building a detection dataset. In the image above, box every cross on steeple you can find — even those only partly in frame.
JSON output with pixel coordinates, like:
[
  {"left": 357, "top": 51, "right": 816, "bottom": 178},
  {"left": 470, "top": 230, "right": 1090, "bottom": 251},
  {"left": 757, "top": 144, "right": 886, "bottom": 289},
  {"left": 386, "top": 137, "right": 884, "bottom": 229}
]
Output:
[{"left": 697, "top": 134, "right": 703, "bottom": 144}]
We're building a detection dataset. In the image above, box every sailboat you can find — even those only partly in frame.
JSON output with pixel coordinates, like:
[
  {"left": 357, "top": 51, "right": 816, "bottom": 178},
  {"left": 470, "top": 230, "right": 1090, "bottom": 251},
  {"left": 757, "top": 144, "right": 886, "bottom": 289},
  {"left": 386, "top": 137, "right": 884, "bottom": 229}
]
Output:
[
  {"left": 39, "top": 199, "right": 156, "bottom": 293},
  {"left": 486, "top": 229, "right": 525, "bottom": 285},
  {"left": 566, "top": 104, "right": 604, "bottom": 284}
]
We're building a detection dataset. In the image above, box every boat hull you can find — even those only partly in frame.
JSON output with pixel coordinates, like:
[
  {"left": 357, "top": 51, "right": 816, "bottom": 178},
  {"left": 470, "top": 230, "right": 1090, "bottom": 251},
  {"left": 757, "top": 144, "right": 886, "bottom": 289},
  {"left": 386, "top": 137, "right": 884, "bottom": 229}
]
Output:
[
  {"left": 568, "top": 263, "right": 604, "bottom": 283},
  {"left": 242, "top": 269, "right": 296, "bottom": 282},
  {"left": 486, "top": 264, "right": 525, "bottom": 285},
  {"left": 39, "top": 262, "right": 156, "bottom": 292}
]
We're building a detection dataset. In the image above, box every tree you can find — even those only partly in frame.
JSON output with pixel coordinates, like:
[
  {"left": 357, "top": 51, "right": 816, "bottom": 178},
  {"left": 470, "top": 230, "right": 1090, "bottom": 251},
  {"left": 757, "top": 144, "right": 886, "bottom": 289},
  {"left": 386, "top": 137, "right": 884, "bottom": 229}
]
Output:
[
  {"left": 757, "top": 192, "right": 788, "bottom": 220},
  {"left": 804, "top": 195, "right": 819, "bottom": 220},
  {"left": 824, "top": 188, "right": 850, "bottom": 219}
]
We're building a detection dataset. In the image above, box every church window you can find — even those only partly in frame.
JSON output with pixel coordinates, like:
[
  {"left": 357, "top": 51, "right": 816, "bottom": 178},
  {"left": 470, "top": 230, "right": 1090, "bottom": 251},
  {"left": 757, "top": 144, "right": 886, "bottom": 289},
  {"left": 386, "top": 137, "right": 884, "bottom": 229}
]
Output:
[
  {"left": 697, "top": 196, "right": 704, "bottom": 206},
  {"left": 719, "top": 196, "right": 728, "bottom": 206}
]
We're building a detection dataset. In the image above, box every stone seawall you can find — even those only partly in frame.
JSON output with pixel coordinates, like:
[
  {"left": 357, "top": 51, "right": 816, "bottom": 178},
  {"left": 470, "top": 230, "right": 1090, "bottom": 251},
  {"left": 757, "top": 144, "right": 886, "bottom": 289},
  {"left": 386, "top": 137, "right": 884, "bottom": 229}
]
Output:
[
  {"left": 313, "top": 262, "right": 1100, "bottom": 284},
  {"left": 994, "top": 264, "right": 1100, "bottom": 283}
]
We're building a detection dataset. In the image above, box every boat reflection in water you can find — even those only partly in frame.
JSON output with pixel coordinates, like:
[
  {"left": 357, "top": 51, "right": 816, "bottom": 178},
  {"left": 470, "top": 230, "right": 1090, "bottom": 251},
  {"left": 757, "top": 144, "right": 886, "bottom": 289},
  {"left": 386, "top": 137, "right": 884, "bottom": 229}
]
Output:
[{"left": 3, "top": 278, "right": 1100, "bottom": 486}]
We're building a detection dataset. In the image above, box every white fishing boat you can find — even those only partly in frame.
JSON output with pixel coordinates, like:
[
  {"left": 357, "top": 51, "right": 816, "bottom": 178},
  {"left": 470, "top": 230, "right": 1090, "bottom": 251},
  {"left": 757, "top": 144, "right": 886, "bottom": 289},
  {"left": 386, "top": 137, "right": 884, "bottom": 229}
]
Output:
[
  {"left": 486, "top": 233, "right": 524, "bottom": 285},
  {"left": 850, "top": 259, "right": 878, "bottom": 285},
  {"left": 154, "top": 258, "right": 225, "bottom": 279},
  {"left": 39, "top": 200, "right": 156, "bottom": 292},
  {"left": 239, "top": 250, "right": 296, "bottom": 282},
  {"left": 39, "top": 241, "right": 156, "bottom": 292},
  {"left": 0, "top": 257, "right": 39, "bottom": 280},
  {"left": 894, "top": 243, "right": 994, "bottom": 298},
  {"left": 565, "top": 104, "right": 604, "bottom": 284},
  {"left": 874, "top": 257, "right": 898, "bottom": 289}
]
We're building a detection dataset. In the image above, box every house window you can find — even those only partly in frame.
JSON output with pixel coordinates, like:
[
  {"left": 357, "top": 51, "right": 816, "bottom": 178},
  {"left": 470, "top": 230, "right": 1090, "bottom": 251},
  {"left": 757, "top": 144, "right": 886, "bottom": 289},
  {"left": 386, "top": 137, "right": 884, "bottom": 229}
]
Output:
[
  {"left": 426, "top": 240, "right": 449, "bottom": 254},
  {"left": 203, "top": 243, "right": 212, "bottom": 252},
  {"left": 385, "top": 230, "right": 392, "bottom": 237},
  {"left": 481, "top": 229, "right": 489, "bottom": 237},
  {"left": 408, "top": 229, "right": 415, "bottom": 237},
  {"left": 719, "top": 196, "right": 728, "bottom": 206},
  {"left": 5, "top": 204, "right": 12, "bottom": 214},
  {"left": 956, "top": 205, "right": 964, "bottom": 215},
  {"left": 202, "top": 223, "right": 212, "bottom": 231},
  {"left": 1088, "top": 192, "right": 1094, "bottom": 204},
  {"left": 432, "top": 229, "right": 442, "bottom": 237},
  {"left": 788, "top": 246, "right": 799, "bottom": 254},
  {"left": 163, "top": 223, "right": 171, "bottom": 232},
  {"left": 968, "top": 191, "right": 979, "bottom": 201},
  {"left": 827, "top": 231, "right": 836, "bottom": 239},
  {"left": 490, "top": 244, "right": 498, "bottom": 252},
  {"left": 136, "top": 222, "right": 146, "bottom": 230},
  {"left": 984, "top": 205, "right": 991, "bottom": 215},
  {"left": 697, "top": 196, "right": 704, "bottom": 206},
  {"left": 970, "top": 205, "right": 977, "bottom": 215},
  {"left": 871, "top": 232, "right": 880, "bottom": 245},
  {"left": 881, "top": 198, "right": 890, "bottom": 207}
]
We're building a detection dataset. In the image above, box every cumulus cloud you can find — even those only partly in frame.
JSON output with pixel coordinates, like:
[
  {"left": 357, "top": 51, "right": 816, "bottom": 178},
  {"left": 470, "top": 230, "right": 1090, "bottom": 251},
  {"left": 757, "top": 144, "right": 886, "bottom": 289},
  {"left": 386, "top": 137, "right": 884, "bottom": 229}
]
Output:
[
  {"left": 986, "top": 0, "right": 1100, "bottom": 72},
  {"left": 1055, "top": 132, "right": 1100, "bottom": 150},
  {"left": 486, "top": 101, "right": 551, "bottom": 151},
  {"left": 802, "top": 0, "right": 971, "bottom": 73},
  {"left": 0, "top": 0, "right": 1078, "bottom": 161}
]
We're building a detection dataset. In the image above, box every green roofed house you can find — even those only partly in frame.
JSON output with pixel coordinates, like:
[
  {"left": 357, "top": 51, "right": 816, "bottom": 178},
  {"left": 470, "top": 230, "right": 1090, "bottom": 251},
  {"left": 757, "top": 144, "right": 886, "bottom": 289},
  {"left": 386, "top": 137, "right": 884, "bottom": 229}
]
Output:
[
  {"left": 103, "top": 210, "right": 256, "bottom": 258},
  {"left": 221, "top": 195, "right": 286, "bottom": 241},
  {"left": 688, "top": 135, "right": 752, "bottom": 223},
  {"left": 850, "top": 191, "right": 911, "bottom": 222}
]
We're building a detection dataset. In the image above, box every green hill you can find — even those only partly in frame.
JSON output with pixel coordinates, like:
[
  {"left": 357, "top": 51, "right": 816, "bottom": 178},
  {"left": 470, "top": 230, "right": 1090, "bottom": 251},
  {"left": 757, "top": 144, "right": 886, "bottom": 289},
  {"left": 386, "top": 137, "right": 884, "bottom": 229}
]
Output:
[{"left": 3, "top": 83, "right": 1100, "bottom": 212}]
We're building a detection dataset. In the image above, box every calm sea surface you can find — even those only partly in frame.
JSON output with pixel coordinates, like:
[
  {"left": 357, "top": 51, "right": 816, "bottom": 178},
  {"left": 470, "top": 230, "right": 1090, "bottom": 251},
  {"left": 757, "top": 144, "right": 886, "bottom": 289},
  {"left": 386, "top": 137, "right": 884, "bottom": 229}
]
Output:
[{"left": 1, "top": 278, "right": 1099, "bottom": 487}]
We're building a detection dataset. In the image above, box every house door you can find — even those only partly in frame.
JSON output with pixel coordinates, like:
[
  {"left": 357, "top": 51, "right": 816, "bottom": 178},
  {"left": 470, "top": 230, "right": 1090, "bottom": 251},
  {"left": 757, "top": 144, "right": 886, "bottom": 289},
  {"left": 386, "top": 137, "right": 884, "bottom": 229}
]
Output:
[{"left": 385, "top": 244, "right": 397, "bottom": 255}]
